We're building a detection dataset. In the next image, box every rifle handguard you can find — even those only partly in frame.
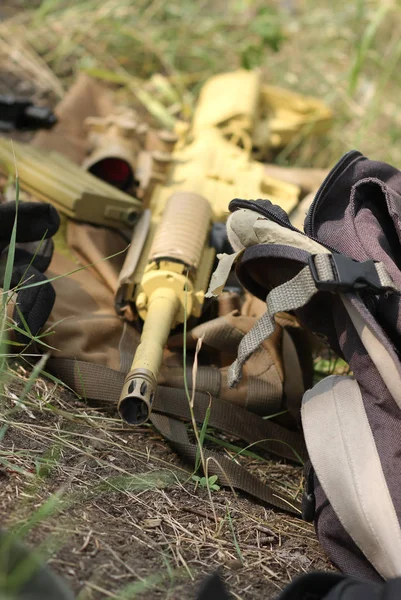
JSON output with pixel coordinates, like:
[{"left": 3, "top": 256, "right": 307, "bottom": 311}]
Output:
[{"left": 118, "top": 192, "right": 212, "bottom": 424}]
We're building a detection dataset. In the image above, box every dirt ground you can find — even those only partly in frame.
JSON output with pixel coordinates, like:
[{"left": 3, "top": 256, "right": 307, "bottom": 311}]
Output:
[{"left": 0, "top": 365, "right": 332, "bottom": 600}]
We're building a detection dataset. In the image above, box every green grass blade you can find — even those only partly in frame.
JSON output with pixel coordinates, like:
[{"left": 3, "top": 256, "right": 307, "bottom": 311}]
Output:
[
  {"left": 204, "top": 433, "right": 267, "bottom": 461},
  {"left": 195, "top": 397, "right": 211, "bottom": 472},
  {"left": 11, "top": 490, "right": 66, "bottom": 539},
  {"left": 2, "top": 174, "right": 19, "bottom": 299},
  {"left": 18, "top": 353, "right": 49, "bottom": 406},
  {"left": 9, "top": 247, "right": 127, "bottom": 292},
  {"left": 348, "top": 4, "right": 390, "bottom": 94},
  {"left": 226, "top": 506, "right": 244, "bottom": 564}
]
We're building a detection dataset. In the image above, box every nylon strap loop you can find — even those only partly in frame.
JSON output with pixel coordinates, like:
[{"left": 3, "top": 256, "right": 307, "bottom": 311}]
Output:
[{"left": 228, "top": 265, "right": 318, "bottom": 387}]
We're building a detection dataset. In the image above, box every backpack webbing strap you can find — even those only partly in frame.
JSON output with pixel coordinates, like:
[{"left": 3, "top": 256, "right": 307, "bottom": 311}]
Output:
[
  {"left": 341, "top": 295, "right": 401, "bottom": 411},
  {"left": 47, "top": 359, "right": 307, "bottom": 462},
  {"left": 228, "top": 265, "right": 318, "bottom": 387},
  {"left": 47, "top": 358, "right": 304, "bottom": 515},
  {"left": 302, "top": 375, "right": 401, "bottom": 579}
]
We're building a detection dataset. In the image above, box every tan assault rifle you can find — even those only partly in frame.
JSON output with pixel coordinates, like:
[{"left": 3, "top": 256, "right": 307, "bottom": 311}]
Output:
[{"left": 115, "top": 69, "right": 331, "bottom": 425}]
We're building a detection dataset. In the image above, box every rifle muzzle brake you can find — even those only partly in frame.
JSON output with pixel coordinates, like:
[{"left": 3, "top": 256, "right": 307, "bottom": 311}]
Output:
[{"left": 118, "top": 368, "right": 156, "bottom": 425}]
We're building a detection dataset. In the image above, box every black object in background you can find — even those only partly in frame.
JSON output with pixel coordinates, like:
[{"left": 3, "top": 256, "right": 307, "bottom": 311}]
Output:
[
  {"left": 193, "top": 571, "right": 401, "bottom": 600},
  {"left": 0, "top": 201, "right": 60, "bottom": 345},
  {"left": 276, "top": 572, "right": 401, "bottom": 599},
  {"left": 0, "top": 95, "right": 57, "bottom": 132},
  {"left": 0, "top": 529, "right": 74, "bottom": 600}
]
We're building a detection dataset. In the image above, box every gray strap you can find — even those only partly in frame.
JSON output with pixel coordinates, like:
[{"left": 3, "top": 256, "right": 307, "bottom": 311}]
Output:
[
  {"left": 228, "top": 265, "right": 319, "bottom": 387},
  {"left": 341, "top": 295, "right": 401, "bottom": 410},
  {"left": 228, "top": 254, "right": 396, "bottom": 388},
  {"left": 376, "top": 262, "right": 396, "bottom": 288},
  {"left": 282, "top": 329, "right": 305, "bottom": 421}
]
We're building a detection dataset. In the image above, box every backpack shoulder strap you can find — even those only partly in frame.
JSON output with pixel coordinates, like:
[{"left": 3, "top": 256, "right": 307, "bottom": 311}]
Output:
[{"left": 302, "top": 374, "right": 401, "bottom": 579}]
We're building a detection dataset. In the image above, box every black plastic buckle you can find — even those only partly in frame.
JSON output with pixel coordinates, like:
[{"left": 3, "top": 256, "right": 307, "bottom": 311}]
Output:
[{"left": 308, "top": 253, "right": 385, "bottom": 294}]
